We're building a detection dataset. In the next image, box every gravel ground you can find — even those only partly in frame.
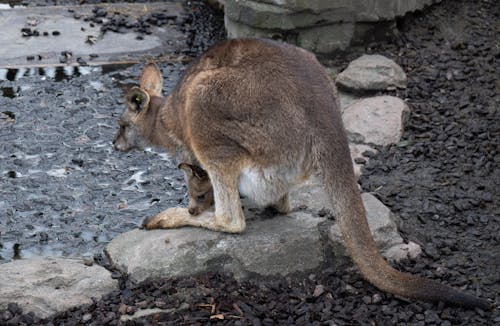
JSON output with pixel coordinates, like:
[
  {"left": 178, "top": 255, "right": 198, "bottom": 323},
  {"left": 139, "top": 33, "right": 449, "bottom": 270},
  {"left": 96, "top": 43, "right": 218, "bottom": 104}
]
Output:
[{"left": 0, "top": 0, "right": 499, "bottom": 324}]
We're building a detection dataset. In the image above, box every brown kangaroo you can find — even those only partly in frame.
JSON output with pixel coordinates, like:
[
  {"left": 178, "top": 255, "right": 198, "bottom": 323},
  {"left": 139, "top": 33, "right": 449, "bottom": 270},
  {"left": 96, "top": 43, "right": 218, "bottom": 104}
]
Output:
[{"left": 113, "top": 38, "right": 490, "bottom": 309}]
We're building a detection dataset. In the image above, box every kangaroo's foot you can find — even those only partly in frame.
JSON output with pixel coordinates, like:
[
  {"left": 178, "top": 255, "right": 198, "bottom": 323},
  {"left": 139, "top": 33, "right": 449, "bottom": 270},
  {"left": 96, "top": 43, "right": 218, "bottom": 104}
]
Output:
[{"left": 142, "top": 207, "right": 244, "bottom": 233}]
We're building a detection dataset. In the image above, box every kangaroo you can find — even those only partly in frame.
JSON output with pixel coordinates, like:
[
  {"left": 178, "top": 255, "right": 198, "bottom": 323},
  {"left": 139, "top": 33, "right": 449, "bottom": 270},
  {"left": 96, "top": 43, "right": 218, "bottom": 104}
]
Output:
[
  {"left": 113, "top": 38, "right": 490, "bottom": 309},
  {"left": 178, "top": 163, "right": 214, "bottom": 216}
]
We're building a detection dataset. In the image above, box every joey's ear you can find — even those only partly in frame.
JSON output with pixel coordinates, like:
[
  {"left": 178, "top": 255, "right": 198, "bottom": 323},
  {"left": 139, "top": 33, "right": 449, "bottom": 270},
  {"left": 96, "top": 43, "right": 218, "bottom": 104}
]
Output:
[
  {"left": 178, "top": 163, "right": 193, "bottom": 176},
  {"left": 191, "top": 165, "right": 209, "bottom": 180},
  {"left": 139, "top": 63, "right": 163, "bottom": 97},
  {"left": 126, "top": 86, "right": 150, "bottom": 112},
  {"left": 178, "top": 163, "right": 209, "bottom": 180}
]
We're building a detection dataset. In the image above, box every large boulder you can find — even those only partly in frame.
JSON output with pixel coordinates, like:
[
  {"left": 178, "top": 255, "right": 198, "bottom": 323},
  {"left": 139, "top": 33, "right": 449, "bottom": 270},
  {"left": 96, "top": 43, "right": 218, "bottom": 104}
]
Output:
[
  {"left": 105, "top": 211, "right": 331, "bottom": 283},
  {"left": 0, "top": 257, "right": 119, "bottom": 318},
  {"left": 336, "top": 54, "right": 407, "bottom": 92},
  {"left": 221, "top": 0, "right": 442, "bottom": 53},
  {"left": 106, "top": 182, "right": 420, "bottom": 283}
]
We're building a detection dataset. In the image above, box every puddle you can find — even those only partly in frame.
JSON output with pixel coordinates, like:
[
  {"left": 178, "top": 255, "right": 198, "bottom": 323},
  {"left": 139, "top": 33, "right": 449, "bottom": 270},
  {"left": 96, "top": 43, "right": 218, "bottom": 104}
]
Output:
[
  {"left": 0, "top": 241, "right": 65, "bottom": 261},
  {"left": 0, "top": 63, "right": 134, "bottom": 82}
]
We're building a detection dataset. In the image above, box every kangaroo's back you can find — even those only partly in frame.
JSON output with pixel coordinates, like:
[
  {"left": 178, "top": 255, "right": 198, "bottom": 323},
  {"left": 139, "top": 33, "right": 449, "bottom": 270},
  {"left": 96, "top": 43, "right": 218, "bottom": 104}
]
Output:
[{"left": 172, "top": 39, "right": 346, "bottom": 166}]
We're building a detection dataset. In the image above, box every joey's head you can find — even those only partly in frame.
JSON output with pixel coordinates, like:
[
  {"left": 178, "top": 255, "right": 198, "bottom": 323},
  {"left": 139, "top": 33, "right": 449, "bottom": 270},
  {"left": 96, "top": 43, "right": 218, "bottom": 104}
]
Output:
[
  {"left": 113, "top": 63, "right": 163, "bottom": 151},
  {"left": 179, "top": 163, "right": 214, "bottom": 216}
]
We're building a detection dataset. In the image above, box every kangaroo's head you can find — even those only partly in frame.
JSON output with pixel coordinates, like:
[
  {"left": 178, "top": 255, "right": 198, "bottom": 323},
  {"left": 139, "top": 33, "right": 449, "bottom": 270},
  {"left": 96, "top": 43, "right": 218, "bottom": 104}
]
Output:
[
  {"left": 178, "top": 163, "right": 214, "bottom": 216},
  {"left": 113, "top": 63, "right": 163, "bottom": 151}
]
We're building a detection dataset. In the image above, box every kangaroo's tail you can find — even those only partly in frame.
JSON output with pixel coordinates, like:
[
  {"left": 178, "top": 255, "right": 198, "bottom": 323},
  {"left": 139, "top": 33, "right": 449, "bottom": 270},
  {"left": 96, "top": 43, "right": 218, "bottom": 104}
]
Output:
[{"left": 315, "top": 140, "right": 491, "bottom": 310}]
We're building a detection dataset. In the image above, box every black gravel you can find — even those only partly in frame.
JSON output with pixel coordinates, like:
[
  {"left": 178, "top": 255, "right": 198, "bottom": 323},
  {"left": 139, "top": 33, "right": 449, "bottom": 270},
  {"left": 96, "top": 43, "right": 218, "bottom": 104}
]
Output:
[{"left": 0, "top": 0, "right": 499, "bottom": 324}]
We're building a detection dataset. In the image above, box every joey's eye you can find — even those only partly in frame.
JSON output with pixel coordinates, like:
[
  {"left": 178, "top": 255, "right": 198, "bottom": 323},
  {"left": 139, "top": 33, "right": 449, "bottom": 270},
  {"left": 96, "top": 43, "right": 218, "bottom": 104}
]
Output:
[{"left": 196, "top": 194, "right": 206, "bottom": 201}]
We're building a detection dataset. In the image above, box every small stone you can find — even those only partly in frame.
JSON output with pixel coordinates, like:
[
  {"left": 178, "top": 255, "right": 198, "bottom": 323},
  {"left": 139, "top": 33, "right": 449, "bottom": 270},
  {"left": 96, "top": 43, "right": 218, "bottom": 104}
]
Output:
[
  {"left": 118, "top": 303, "right": 128, "bottom": 315},
  {"left": 52, "top": 30, "right": 61, "bottom": 36},
  {"left": 7, "top": 303, "right": 21, "bottom": 315},
  {"left": 77, "top": 57, "right": 88, "bottom": 66},
  {"left": 83, "top": 258, "right": 94, "bottom": 266},
  {"left": 336, "top": 55, "right": 407, "bottom": 92},
  {"left": 372, "top": 293, "right": 382, "bottom": 304},
  {"left": 313, "top": 284, "right": 325, "bottom": 297},
  {"left": 82, "top": 313, "right": 92, "bottom": 322},
  {"left": 38, "top": 232, "right": 49, "bottom": 243}
]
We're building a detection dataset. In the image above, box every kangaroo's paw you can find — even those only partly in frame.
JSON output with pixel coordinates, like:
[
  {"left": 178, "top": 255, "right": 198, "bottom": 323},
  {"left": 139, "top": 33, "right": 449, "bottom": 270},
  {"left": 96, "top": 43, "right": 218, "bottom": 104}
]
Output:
[{"left": 142, "top": 207, "right": 191, "bottom": 230}]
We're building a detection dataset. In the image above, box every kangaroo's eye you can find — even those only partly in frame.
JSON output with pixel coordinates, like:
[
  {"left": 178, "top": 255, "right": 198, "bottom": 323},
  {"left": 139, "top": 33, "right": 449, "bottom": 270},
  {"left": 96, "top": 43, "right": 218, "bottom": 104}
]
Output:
[{"left": 196, "top": 194, "right": 206, "bottom": 201}]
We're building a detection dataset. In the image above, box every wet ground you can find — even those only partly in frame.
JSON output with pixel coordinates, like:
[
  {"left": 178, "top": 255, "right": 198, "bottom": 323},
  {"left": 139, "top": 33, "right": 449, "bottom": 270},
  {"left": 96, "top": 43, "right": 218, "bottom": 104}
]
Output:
[
  {"left": 0, "top": 0, "right": 225, "bottom": 262},
  {"left": 0, "top": 0, "right": 499, "bottom": 324}
]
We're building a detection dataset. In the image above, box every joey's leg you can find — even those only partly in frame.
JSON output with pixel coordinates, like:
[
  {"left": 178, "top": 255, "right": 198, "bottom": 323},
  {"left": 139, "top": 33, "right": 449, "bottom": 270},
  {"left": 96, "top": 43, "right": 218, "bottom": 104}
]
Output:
[
  {"left": 142, "top": 168, "right": 245, "bottom": 233},
  {"left": 270, "top": 193, "right": 291, "bottom": 214}
]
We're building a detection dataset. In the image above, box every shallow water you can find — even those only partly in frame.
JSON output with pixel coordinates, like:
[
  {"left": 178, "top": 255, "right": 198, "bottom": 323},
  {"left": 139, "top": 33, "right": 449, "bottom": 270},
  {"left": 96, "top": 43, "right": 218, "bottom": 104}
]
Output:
[{"left": 0, "top": 61, "right": 189, "bottom": 262}]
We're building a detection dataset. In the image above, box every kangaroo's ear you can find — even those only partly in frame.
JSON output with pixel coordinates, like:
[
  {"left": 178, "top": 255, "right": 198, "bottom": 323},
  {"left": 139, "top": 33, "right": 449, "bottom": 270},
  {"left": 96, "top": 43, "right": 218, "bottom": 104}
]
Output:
[
  {"left": 125, "top": 86, "right": 150, "bottom": 112},
  {"left": 140, "top": 63, "right": 163, "bottom": 97}
]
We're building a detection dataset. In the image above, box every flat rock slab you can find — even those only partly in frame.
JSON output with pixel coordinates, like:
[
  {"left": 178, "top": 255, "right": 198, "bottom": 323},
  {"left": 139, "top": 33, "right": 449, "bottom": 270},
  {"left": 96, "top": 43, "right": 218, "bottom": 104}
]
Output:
[
  {"left": 342, "top": 96, "right": 410, "bottom": 146},
  {"left": 0, "top": 257, "right": 119, "bottom": 318},
  {"left": 106, "top": 183, "right": 421, "bottom": 283},
  {"left": 106, "top": 211, "right": 330, "bottom": 283},
  {"left": 0, "top": 3, "right": 186, "bottom": 68},
  {"left": 336, "top": 54, "right": 407, "bottom": 92}
]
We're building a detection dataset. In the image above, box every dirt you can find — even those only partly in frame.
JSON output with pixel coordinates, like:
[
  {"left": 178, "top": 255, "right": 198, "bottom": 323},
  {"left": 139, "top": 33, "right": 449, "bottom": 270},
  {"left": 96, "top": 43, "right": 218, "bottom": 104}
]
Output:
[{"left": 0, "top": 0, "right": 498, "bottom": 324}]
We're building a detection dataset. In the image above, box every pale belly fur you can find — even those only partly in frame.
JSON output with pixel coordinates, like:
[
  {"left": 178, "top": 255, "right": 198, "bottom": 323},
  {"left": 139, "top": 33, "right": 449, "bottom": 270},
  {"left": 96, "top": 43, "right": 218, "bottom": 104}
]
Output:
[{"left": 238, "top": 165, "right": 309, "bottom": 207}]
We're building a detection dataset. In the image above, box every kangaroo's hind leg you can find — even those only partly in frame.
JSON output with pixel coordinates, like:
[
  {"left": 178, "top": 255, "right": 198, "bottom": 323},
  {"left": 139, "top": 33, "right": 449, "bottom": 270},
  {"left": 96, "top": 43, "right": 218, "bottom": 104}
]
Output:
[{"left": 143, "top": 166, "right": 246, "bottom": 233}]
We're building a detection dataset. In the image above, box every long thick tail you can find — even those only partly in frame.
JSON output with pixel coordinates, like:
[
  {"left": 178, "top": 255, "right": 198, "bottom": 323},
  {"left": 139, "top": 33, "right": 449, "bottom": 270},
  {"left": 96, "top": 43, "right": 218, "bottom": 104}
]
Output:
[{"left": 316, "top": 142, "right": 491, "bottom": 310}]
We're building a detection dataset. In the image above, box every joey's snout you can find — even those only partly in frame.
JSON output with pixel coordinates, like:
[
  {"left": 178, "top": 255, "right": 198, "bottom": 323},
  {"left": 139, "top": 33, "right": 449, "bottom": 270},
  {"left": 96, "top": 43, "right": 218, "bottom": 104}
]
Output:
[{"left": 112, "top": 130, "right": 129, "bottom": 151}]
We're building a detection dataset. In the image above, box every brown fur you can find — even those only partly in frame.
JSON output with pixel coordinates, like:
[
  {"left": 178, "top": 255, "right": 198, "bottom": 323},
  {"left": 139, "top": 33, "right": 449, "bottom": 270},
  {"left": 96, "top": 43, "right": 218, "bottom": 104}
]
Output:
[{"left": 113, "top": 38, "right": 490, "bottom": 309}]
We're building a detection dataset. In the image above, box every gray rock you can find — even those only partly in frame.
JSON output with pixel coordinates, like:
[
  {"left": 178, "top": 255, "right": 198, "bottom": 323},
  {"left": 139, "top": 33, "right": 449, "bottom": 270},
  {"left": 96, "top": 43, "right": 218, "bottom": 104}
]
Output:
[
  {"left": 384, "top": 241, "right": 422, "bottom": 261},
  {"left": 106, "top": 184, "right": 420, "bottom": 282},
  {"left": 0, "top": 257, "right": 119, "bottom": 318},
  {"left": 224, "top": 0, "right": 441, "bottom": 29},
  {"left": 222, "top": 0, "right": 441, "bottom": 53},
  {"left": 296, "top": 22, "right": 356, "bottom": 53},
  {"left": 336, "top": 55, "right": 407, "bottom": 92},
  {"left": 328, "top": 193, "right": 420, "bottom": 261},
  {"left": 120, "top": 304, "right": 190, "bottom": 322},
  {"left": 338, "top": 91, "right": 363, "bottom": 113},
  {"left": 106, "top": 211, "right": 330, "bottom": 283},
  {"left": 342, "top": 96, "right": 410, "bottom": 146}
]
